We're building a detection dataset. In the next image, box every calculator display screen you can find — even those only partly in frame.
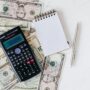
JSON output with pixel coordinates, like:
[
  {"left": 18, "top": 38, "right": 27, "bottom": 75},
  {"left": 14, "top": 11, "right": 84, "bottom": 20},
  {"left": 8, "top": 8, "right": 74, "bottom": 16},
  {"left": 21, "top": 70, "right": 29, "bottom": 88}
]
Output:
[{"left": 3, "top": 34, "right": 24, "bottom": 49}]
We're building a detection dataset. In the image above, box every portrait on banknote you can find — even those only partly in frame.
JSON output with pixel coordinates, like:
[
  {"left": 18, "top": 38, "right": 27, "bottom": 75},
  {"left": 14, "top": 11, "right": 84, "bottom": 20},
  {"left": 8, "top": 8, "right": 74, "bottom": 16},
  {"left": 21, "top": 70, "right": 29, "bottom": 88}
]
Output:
[{"left": 39, "top": 53, "right": 65, "bottom": 90}]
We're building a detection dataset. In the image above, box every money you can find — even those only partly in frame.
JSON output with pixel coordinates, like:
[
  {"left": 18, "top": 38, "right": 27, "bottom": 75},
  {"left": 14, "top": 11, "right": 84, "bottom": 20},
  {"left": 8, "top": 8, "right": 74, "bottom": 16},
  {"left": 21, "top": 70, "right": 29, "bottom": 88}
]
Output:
[
  {"left": 5, "top": 79, "right": 18, "bottom": 90},
  {"left": 0, "top": 20, "right": 44, "bottom": 90},
  {"left": 27, "top": 35, "right": 44, "bottom": 62},
  {"left": 0, "top": 17, "right": 30, "bottom": 28},
  {"left": 0, "top": 0, "right": 42, "bottom": 21},
  {"left": 2, "top": 0, "right": 39, "bottom": 3},
  {"left": 10, "top": 74, "right": 42, "bottom": 90},
  {"left": 0, "top": 0, "right": 43, "bottom": 90},
  {"left": 23, "top": 27, "right": 45, "bottom": 61},
  {"left": 0, "top": 64, "right": 17, "bottom": 90},
  {"left": 0, "top": 17, "right": 31, "bottom": 33},
  {"left": 0, "top": 26, "right": 44, "bottom": 90},
  {"left": 39, "top": 53, "right": 65, "bottom": 90},
  {"left": 17, "top": 0, "right": 39, "bottom": 2},
  {"left": 0, "top": 47, "right": 8, "bottom": 68},
  {"left": 0, "top": 26, "right": 30, "bottom": 35}
]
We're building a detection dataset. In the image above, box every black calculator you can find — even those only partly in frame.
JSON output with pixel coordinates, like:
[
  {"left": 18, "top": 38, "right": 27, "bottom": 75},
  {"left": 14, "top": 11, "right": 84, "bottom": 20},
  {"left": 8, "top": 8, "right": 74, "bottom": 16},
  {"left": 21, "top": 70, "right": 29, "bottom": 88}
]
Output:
[{"left": 0, "top": 26, "right": 41, "bottom": 81}]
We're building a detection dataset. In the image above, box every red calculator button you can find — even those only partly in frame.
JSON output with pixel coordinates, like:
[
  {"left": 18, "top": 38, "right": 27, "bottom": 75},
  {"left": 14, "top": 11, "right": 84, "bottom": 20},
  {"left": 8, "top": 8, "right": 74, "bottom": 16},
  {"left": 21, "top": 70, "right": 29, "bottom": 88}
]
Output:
[
  {"left": 30, "top": 59, "right": 34, "bottom": 64},
  {"left": 27, "top": 61, "right": 31, "bottom": 64},
  {"left": 26, "top": 59, "right": 34, "bottom": 64}
]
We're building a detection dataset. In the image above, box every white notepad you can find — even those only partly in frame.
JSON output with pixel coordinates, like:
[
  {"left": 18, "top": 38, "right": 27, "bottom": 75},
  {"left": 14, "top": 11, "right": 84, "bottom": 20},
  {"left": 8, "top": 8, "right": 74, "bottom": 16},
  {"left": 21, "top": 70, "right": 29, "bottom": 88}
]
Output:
[{"left": 32, "top": 10, "right": 69, "bottom": 56}]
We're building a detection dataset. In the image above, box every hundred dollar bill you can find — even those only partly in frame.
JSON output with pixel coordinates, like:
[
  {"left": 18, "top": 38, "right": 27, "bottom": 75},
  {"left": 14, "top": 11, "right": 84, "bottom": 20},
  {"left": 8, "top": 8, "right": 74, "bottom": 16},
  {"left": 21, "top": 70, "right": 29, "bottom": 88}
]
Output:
[
  {"left": 39, "top": 53, "right": 65, "bottom": 90},
  {"left": 0, "top": 64, "right": 17, "bottom": 90},
  {"left": 0, "top": 0, "right": 42, "bottom": 21}
]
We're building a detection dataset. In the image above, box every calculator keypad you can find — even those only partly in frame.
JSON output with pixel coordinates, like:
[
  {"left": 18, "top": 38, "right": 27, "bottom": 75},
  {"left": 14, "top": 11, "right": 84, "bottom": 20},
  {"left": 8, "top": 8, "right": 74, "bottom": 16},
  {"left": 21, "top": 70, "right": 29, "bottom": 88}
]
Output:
[{"left": 7, "top": 43, "right": 41, "bottom": 81}]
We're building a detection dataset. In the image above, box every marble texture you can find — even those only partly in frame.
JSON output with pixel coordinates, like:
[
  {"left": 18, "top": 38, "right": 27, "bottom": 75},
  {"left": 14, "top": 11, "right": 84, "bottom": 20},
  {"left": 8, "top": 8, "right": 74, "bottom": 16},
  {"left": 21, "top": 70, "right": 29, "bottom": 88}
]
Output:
[{"left": 40, "top": 0, "right": 90, "bottom": 90}]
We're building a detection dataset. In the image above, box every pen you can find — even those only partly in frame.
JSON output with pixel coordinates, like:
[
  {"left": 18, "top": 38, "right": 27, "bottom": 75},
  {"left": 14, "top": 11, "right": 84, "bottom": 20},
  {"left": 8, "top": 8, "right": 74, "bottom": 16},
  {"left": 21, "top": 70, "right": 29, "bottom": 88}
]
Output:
[{"left": 71, "top": 23, "right": 80, "bottom": 66}]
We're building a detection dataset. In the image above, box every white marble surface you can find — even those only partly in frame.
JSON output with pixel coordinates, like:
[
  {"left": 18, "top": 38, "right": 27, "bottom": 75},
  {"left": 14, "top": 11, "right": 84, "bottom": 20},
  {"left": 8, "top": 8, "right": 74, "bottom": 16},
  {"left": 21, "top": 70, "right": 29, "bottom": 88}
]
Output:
[{"left": 40, "top": 0, "right": 90, "bottom": 90}]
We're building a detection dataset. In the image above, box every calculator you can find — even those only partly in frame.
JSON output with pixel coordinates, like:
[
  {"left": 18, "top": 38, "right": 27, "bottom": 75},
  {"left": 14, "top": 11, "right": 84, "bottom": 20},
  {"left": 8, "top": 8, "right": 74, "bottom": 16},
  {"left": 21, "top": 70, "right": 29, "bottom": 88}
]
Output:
[{"left": 0, "top": 26, "right": 41, "bottom": 81}]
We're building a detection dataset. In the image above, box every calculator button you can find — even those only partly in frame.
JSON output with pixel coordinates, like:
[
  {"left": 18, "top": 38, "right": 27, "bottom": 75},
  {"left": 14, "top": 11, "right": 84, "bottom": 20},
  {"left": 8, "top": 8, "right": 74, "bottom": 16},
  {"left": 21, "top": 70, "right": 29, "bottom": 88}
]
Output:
[
  {"left": 28, "top": 53, "right": 31, "bottom": 56},
  {"left": 19, "top": 59, "right": 21, "bottom": 61},
  {"left": 13, "top": 55, "right": 15, "bottom": 57},
  {"left": 25, "top": 55, "right": 28, "bottom": 57},
  {"left": 20, "top": 45, "right": 23, "bottom": 48},
  {"left": 30, "top": 59, "right": 34, "bottom": 64},
  {"left": 25, "top": 67, "right": 28, "bottom": 69},
  {"left": 17, "top": 63, "right": 20, "bottom": 65},
  {"left": 24, "top": 53, "right": 26, "bottom": 55},
  {"left": 29, "top": 73, "right": 31, "bottom": 75},
  {"left": 7, "top": 52, "right": 10, "bottom": 55},
  {"left": 24, "top": 72, "right": 26, "bottom": 75},
  {"left": 26, "top": 59, "right": 34, "bottom": 64},
  {"left": 15, "top": 48, "right": 21, "bottom": 54},
  {"left": 27, "top": 61, "right": 31, "bottom": 64},
  {"left": 25, "top": 48, "right": 28, "bottom": 50},
  {"left": 22, "top": 57, "right": 24, "bottom": 59},
  {"left": 14, "top": 57, "right": 16, "bottom": 59},
  {"left": 29, "top": 56, "right": 32, "bottom": 59},
  {"left": 24, "top": 44, "right": 27, "bottom": 47},
  {"left": 13, "top": 64, "right": 16, "bottom": 67},
  {"left": 9, "top": 56, "right": 12, "bottom": 59},
  {"left": 11, "top": 51, "right": 14, "bottom": 54}
]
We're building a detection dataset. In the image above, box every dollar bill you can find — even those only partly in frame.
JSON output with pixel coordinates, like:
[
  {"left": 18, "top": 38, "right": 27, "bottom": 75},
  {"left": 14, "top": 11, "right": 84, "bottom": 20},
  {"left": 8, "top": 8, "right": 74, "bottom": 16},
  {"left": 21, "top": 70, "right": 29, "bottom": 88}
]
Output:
[
  {"left": 0, "top": 46, "right": 8, "bottom": 68},
  {"left": 0, "top": 26, "right": 30, "bottom": 35},
  {"left": 17, "top": 0, "right": 39, "bottom": 2},
  {"left": 0, "top": 17, "right": 30, "bottom": 28},
  {"left": 39, "top": 53, "right": 65, "bottom": 90},
  {"left": 10, "top": 73, "right": 42, "bottom": 90},
  {"left": 27, "top": 35, "right": 45, "bottom": 62},
  {"left": 0, "top": 0, "right": 42, "bottom": 21},
  {"left": 22, "top": 28, "right": 44, "bottom": 63},
  {"left": 0, "top": 64, "right": 17, "bottom": 90},
  {"left": 2, "top": 0, "right": 39, "bottom": 3},
  {"left": 0, "top": 17, "right": 31, "bottom": 35}
]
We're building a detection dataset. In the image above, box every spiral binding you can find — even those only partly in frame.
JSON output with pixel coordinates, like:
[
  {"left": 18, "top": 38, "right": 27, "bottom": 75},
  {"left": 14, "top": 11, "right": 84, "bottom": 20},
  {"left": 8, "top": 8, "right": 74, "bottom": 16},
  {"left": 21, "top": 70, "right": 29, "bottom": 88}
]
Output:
[{"left": 35, "top": 9, "right": 56, "bottom": 22}]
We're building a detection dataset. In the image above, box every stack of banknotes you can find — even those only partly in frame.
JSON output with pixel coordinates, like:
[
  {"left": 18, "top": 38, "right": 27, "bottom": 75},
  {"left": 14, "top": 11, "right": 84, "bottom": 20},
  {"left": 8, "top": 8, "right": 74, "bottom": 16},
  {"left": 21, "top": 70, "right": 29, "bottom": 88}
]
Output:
[{"left": 0, "top": 0, "right": 65, "bottom": 90}]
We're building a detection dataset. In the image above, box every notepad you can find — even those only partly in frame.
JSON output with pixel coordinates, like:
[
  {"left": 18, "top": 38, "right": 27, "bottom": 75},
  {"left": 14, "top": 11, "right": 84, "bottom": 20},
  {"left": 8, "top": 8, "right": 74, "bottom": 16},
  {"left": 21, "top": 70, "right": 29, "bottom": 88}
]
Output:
[{"left": 32, "top": 10, "right": 69, "bottom": 56}]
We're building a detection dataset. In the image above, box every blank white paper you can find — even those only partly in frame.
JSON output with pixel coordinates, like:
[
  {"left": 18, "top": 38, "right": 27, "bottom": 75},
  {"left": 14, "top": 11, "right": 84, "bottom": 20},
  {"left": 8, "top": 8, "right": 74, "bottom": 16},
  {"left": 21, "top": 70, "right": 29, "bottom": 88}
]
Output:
[{"left": 33, "top": 12, "right": 69, "bottom": 56}]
